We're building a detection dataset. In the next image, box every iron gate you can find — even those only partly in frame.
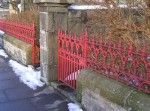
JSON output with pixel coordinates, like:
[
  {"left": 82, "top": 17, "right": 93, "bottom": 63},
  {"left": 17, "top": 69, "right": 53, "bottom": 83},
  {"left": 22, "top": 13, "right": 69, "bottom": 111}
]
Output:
[{"left": 58, "top": 29, "right": 87, "bottom": 89}]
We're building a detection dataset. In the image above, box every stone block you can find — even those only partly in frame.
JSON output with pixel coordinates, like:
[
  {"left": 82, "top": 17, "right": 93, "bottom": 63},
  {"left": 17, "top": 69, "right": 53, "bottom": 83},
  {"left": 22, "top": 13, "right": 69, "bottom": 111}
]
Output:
[
  {"left": 82, "top": 89, "right": 126, "bottom": 111},
  {"left": 40, "top": 13, "right": 56, "bottom": 32},
  {"left": 0, "top": 36, "right": 4, "bottom": 47},
  {"left": 41, "top": 63, "right": 58, "bottom": 82},
  {"left": 33, "top": 0, "right": 75, "bottom": 4},
  {"left": 40, "top": 30, "right": 57, "bottom": 64},
  {"left": 36, "top": 0, "right": 73, "bottom": 82},
  {"left": 39, "top": 29, "right": 58, "bottom": 82},
  {"left": 68, "top": 10, "right": 87, "bottom": 35},
  {"left": 77, "top": 69, "right": 150, "bottom": 111},
  {"left": 3, "top": 35, "right": 32, "bottom": 65}
]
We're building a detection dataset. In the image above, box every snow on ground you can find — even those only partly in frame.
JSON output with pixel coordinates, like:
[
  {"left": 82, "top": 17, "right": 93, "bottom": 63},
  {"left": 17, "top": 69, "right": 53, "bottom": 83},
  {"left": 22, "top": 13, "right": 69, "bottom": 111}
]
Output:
[
  {"left": 0, "top": 30, "right": 5, "bottom": 35},
  {"left": 9, "top": 60, "right": 45, "bottom": 90},
  {"left": 18, "top": 4, "right": 22, "bottom": 12},
  {"left": 0, "top": 49, "right": 8, "bottom": 58},
  {"left": 68, "top": 103, "right": 83, "bottom": 111},
  {"left": 0, "top": 46, "right": 44, "bottom": 90},
  {"left": 65, "top": 70, "right": 80, "bottom": 80}
]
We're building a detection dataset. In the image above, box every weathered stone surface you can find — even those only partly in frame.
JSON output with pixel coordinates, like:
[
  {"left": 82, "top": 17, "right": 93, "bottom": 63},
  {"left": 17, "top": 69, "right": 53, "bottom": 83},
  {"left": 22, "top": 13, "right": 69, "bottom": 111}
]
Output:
[
  {"left": 82, "top": 89, "right": 126, "bottom": 111},
  {"left": 40, "top": 28, "right": 58, "bottom": 81},
  {"left": 37, "top": 1, "right": 70, "bottom": 82},
  {"left": 0, "top": 10, "right": 9, "bottom": 19},
  {"left": 39, "top": 7, "right": 68, "bottom": 13},
  {"left": 77, "top": 69, "right": 150, "bottom": 111},
  {"left": 0, "top": 36, "right": 3, "bottom": 47},
  {"left": 68, "top": 10, "right": 87, "bottom": 35},
  {"left": 3, "top": 35, "right": 32, "bottom": 65}
]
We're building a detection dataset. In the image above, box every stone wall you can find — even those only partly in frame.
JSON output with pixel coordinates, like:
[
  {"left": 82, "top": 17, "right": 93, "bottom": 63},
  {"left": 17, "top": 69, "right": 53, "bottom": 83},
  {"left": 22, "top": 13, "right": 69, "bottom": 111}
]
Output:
[
  {"left": 0, "top": 10, "right": 9, "bottom": 19},
  {"left": 3, "top": 35, "right": 32, "bottom": 65},
  {"left": 68, "top": 8, "right": 147, "bottom": 38},
  {"left": 0, "top": 36, "right": 3, "bottom": 47},
  {"left": 68, "top": 10, "right": 87, "bottom": 35},
  {"left": 67, "top": 9, "right": 109, "bottom": 36},
  {"left": 77, "top": 69, "right": 150, "bottom": 111},
  {"left": 23, "top": 0, "right": 38, "bottom": 11},
  {"left": 34, "top": 0, "right": 75, "bottom": 83},
  {"left": 34, "top": 1, "right": 150, "bottom": 111}
]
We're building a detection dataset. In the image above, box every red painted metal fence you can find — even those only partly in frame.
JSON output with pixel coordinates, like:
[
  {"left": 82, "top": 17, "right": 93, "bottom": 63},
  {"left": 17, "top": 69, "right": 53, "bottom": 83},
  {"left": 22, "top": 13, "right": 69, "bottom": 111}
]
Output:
[
  {"left": 0, "top": 20, "right": 40, "bottom": 66},
  {"left": 58, "top": 29, "right": 150, "bottom": 94}
]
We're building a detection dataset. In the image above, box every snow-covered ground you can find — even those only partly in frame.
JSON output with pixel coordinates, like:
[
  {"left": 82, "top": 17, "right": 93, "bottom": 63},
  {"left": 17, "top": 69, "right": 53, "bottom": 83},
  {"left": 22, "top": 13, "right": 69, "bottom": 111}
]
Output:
[
  {"left": 65, "top": 70, "right": 80, "bottom": 81},
  {"left": 0, "top": 46, "right": 83, "bottom": 111},
  {"left": 9, "top": 60, "right": 45, "bottom": 90},
  {"left": 0, "top": 47, "right": 44, "bottom": 90},
  {"left": 68, "top": 103, "right": 83, "bottom": 111},
  {"left": 0, "top": 30, "right": 5, "bottom": 35}
]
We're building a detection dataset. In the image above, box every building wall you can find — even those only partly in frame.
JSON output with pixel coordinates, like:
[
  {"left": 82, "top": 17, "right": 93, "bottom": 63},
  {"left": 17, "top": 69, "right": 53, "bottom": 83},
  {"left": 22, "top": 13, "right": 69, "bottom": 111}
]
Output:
[
  {"left": 9, "top": 0, "right": 17, "bottom": 14},
  {"left": 9, "top": 0, "right": 38, "bottom": 14}
]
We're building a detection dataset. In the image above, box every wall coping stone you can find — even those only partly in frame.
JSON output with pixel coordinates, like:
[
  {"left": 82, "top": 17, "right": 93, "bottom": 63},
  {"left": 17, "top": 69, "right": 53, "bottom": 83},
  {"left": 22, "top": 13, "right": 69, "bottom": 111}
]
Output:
[
  {"left": 33, "top": 0, "right": 75, "bottom": 4},
  {"left": 77, "top": 69, "right": 150, "bottom": 111},
  {"left": 3, "top": 34, "right": 32, "bottom": 65}
]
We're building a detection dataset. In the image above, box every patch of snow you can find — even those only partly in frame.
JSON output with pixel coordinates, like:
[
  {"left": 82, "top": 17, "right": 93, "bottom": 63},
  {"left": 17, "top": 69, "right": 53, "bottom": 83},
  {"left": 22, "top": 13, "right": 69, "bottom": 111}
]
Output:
[
  {"left": 0, "top": 49, "right": 8, "bottom": 58},
  {"left": 119, "top": 4, "right": 128, "bottom": 8},
  {"left": 65, "top": 70, "right": 80, "bottom": 80},
  {"left": 0, "top": 30, "right": 5, "bottom": 36},
  {"left": 9, "top": 60, "right": 45, "bottom": 90},
  {"left": 46, "top": 100, "right": 65, "bottom": 109},
  {"left": 18, "top": 4, "right": 22, "bottom": 12},
  {"left": 128, "top": 107, "right": 132, "bottom": 111},
  {"left": 68, "top": 4, "right": 140, "bottom": 10},
  {"left": 34, "top": 87, "right": 54, "bottom": 96},
  {"left": 68, "top": 103, "right": 83, "bottom": 111},
  {"left": 0, "top": 9, "right": 9, "bottom": 12},
  {"left": 69, "top": 5, "right": 107, "bottom": 10}
]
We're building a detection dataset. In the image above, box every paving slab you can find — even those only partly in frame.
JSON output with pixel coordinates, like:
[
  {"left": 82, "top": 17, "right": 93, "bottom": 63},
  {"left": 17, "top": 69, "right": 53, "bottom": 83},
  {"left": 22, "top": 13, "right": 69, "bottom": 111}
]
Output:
[
  {"left": 0, "top": 72, "right": 17, "bottom": 81},
  {"left": 29, "top": 93, "right": 69, "bottom": 111},
  {"left": 0, "top": 66, "right": 12, "bottom": 73},
  {"left": 5, "top": 86, "right": 55, "bottom": 101},
  {"left": 0, "top": 91, "right": 8, "bottom": 103},
  {"left": 0, "top": 78, "right": 27, "bottom": 90},
  {"left": 49, "top": 108, "right": 69, "bottom": 111},
  {"left": 0, "top": 100, "right": 36, "bottom": 111}
]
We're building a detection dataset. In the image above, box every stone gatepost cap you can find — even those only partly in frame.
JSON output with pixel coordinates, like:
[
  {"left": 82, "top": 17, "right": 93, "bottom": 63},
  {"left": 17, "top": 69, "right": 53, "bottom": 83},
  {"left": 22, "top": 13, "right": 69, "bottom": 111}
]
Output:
[{"left": 33, "top": 0, "right": 75, "bottom": 4}]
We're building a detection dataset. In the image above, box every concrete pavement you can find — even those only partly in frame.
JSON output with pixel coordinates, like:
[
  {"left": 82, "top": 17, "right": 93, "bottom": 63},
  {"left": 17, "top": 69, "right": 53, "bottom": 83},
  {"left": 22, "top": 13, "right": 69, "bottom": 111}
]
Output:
[{"left": 0, "top": 48, "right": 70, "bottom": 111}]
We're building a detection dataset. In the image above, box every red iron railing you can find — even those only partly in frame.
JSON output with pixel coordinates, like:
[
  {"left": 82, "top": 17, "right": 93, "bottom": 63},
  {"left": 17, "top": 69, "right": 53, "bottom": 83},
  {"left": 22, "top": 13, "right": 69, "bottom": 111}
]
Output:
[
  {"left": 58, "top": 29, "right": 150, "bottom": 94},
  {"left": 0, "top": 20, "right": 40, "bottom": 66}
]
